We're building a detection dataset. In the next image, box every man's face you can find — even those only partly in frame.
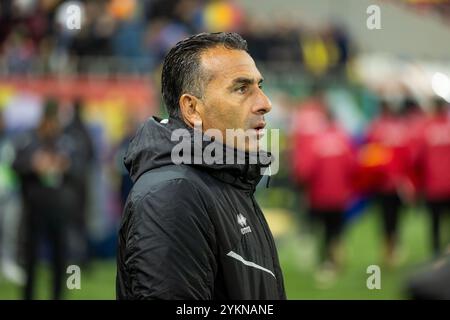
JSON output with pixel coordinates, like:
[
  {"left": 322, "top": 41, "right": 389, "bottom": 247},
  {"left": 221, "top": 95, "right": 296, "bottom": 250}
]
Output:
[{"left": 196, "top": 46, "right": 272, "bottom": 151}]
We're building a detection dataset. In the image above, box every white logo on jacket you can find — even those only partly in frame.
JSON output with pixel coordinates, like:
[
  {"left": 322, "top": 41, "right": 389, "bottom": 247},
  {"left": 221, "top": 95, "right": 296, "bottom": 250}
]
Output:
[{"left": 237, "top": 214, "right": 252, "bottom": 235}]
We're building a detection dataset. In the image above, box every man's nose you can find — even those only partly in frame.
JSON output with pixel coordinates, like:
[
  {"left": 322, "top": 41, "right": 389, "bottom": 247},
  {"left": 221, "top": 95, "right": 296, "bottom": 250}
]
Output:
[{"left": 253, "top": 89, "right": 272, "bottom": 115}]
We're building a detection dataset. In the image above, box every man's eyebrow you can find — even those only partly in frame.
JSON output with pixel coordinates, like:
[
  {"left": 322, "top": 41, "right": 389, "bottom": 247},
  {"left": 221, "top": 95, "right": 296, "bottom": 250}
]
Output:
[{"left": 229, "top": 77, "right": 264, "bottom": 88}]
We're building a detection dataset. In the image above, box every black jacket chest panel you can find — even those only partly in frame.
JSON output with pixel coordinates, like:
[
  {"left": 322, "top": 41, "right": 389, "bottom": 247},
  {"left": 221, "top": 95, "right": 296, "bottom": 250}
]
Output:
[{"left": 192, "top": 170, "right": 280, "bottom": 299}]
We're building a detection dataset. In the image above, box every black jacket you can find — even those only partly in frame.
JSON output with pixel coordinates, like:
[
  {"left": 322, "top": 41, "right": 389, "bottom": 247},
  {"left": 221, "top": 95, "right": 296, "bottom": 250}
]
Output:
[
  {"left": 116, "top": 116, "right": 286, "bottom": 300},
  {"left": 12, "top": 130, "right": 81, "bottom": 219}
]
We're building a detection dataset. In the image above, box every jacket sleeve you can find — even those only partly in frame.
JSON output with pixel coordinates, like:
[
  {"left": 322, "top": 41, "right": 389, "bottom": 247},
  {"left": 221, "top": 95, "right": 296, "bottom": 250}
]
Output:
[{"left": 126, "top": 178, "right": 217, "bottom": 300}]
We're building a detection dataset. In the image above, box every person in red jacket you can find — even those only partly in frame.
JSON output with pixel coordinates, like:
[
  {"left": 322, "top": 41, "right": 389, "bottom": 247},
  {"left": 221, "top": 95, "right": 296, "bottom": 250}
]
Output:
[
  {"left": 366, "top": 100, "right": 412, "bottom": 267},
  {"left": 306, "top": 113, "right": 355, "bottom": 271},
  {"left": 402, "top": 97, "right": 427, "bottom": 201},
  {"left": 290, "top": 85, "right": 328, "bottom": 186},
  {"left": 416, "top": 97, "right": 450, "bottom": 255}
]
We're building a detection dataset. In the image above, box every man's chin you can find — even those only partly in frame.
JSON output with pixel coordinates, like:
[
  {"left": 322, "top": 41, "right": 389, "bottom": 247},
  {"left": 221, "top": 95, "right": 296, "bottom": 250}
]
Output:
[{"left": 212, "top": 128, "right": 267, "bottom": 153}]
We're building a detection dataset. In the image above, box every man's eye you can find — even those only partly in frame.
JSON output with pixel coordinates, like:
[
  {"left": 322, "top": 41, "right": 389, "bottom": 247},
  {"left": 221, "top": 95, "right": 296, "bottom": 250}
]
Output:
[
  {"left": 258, "top": 84, "right": 263, "bottom": 89},
  {"left": 236, "top": 86, "right": 247, "bottom": 94}
]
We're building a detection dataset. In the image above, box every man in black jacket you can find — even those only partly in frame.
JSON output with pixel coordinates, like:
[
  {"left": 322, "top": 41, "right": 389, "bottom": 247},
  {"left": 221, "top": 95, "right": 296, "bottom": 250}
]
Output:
[
  {"left": 13, "top": 99, "right": 80, "bottom": 300},
  {"left": 116, "top": 32, "right": 286, "bottom": 299}
]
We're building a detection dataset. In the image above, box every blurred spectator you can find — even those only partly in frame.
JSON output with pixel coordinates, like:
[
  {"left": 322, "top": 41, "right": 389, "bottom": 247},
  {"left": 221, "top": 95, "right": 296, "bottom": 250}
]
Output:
[
  {"left": 305, "top": 111, "right": 355, "bottom": 274},
  {"left": 69, "top": 1, "right": 116, "bottom": 64},
  {"left": 12, "top": 98, "right": 79, "bottom": 299},
  {"left": 365, "top": 100, "right": 411, "bottom": 267},
  {"left": 144, "top": 0, "right": 182, "bottom": 21},
  {"left": 301, "top": 24, "right": 352, "bottom": 77},
  {"left": 402, "top": 96, "right": 427, "bottom": 200},
  {"left": 415, "top": 97, "right": 450, "bottom": 256},
  {"left": 290, "top": 84, "right": 328, "bottom": 187},
  {"left": 64, "top": 98, "right": 95, "bottom": 268},
  {"left": 0, "top": 108, "right": 24, "bottom": 284},
  {"left": 3, "top": 28, "right": 37, "bottom": 74}
]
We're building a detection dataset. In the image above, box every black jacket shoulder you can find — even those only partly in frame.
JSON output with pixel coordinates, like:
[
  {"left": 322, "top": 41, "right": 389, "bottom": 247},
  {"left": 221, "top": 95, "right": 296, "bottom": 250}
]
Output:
[{"left": 117, "top": 165, "right": 219, "bottom": 300}]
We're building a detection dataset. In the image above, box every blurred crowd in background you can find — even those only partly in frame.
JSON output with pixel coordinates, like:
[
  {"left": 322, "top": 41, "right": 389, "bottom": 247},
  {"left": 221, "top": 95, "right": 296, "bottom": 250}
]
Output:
[
  {"left": 0, "top": 0, "right": 353, "bottom": 75},
  {"left": 0, "top": 0, "right": 449, "bottom": 299}
]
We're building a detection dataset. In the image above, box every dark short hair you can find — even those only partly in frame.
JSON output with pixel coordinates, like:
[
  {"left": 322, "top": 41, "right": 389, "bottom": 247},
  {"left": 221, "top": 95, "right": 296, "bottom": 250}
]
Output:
[{"left": 161, "top": 32, "right": 248, "bottom": 118}]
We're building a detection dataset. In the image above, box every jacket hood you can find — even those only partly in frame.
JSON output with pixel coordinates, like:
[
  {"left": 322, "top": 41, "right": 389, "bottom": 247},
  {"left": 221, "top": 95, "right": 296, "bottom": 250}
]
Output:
[{"left": 124, "top": 116, "right": 273, "bottom": 190}]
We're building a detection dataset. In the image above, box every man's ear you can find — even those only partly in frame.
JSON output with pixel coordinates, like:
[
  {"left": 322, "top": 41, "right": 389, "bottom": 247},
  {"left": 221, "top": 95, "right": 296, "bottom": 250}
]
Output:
[{"left": 179, "top": 93, "right": 202, "bottom": 127}]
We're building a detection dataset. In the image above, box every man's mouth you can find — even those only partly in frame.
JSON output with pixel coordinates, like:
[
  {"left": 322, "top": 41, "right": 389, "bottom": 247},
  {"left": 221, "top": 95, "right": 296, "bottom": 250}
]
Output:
[{"left": 252, "top": 122, "right": 266, "bottom": 139}]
